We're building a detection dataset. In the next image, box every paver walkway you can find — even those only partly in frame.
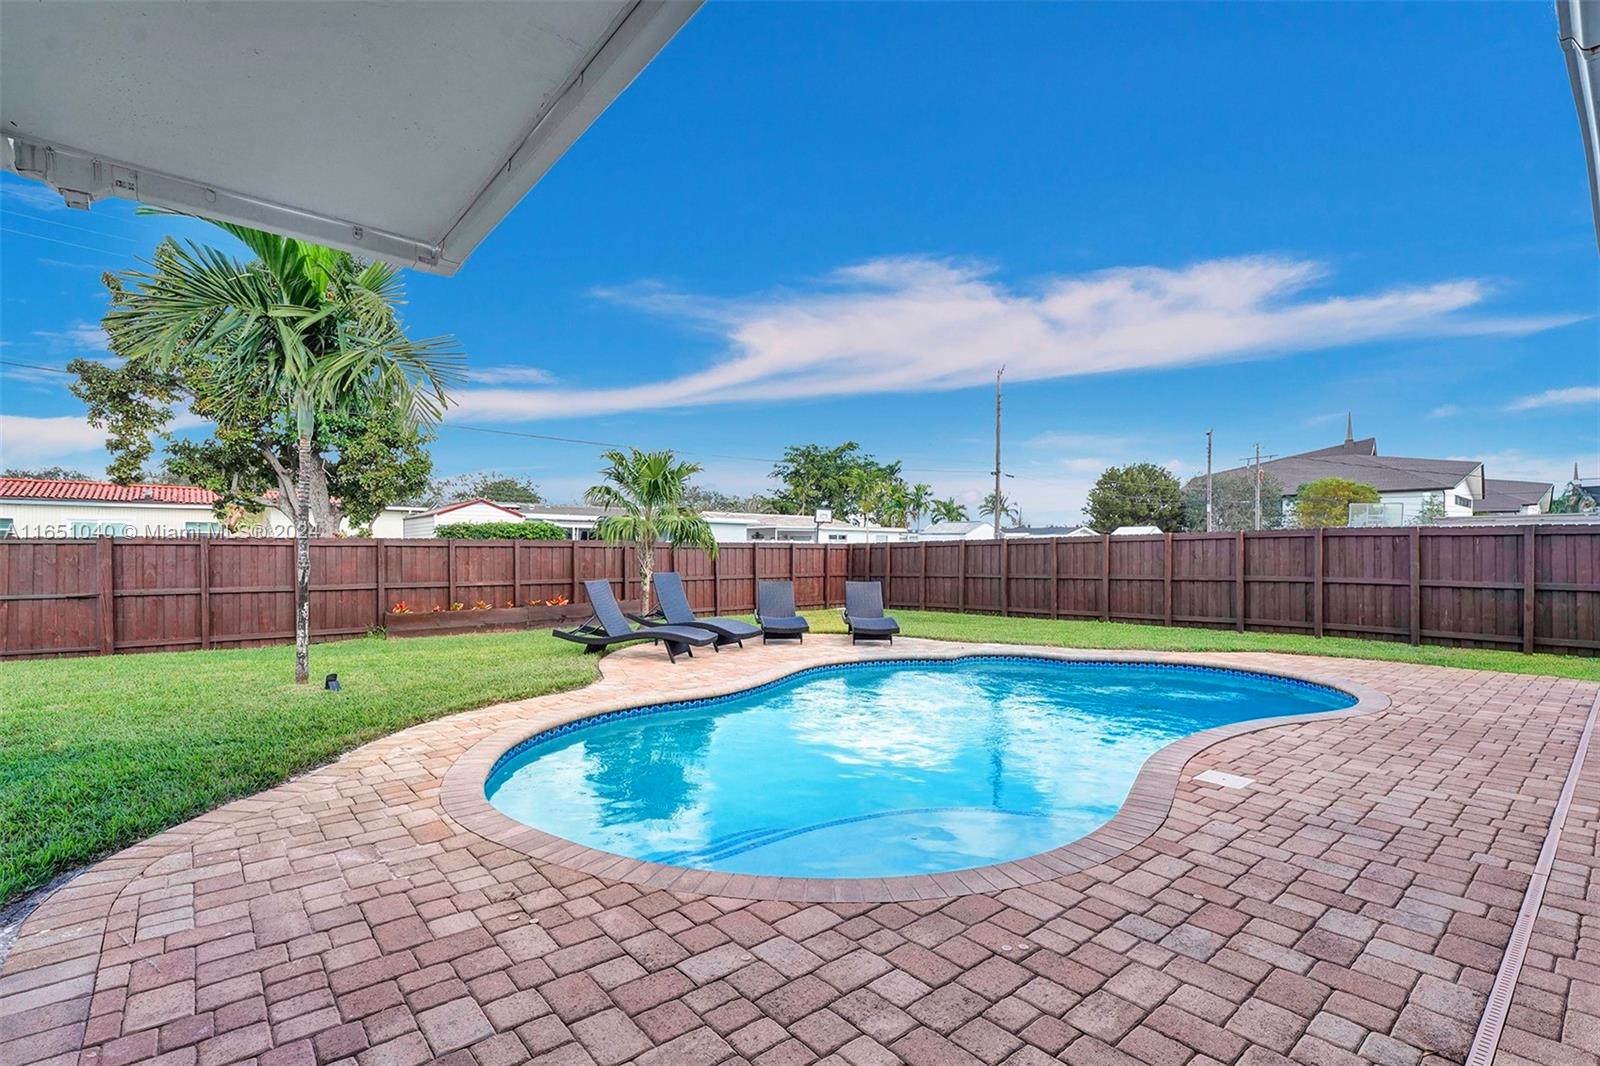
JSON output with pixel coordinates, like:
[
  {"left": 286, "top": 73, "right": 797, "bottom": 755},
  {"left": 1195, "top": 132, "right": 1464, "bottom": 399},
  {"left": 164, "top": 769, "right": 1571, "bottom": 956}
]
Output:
[{"left": 1, "top": 637, "right": 1596, "bottom": 1066}]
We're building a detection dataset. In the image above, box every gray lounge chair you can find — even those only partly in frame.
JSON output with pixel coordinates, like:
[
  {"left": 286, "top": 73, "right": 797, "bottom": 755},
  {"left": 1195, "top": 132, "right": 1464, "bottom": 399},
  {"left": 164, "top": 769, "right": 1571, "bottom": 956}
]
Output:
[
  {"left": 631, "top": 572, "right": 761, "bottom": 648},
  {"left": 843, "top": 581, "right": 900, "bottom": 644},
  {"left": 755, "top": 580, "right": 809, "bottom": 642},
  {"left": 554, "top": 580, "right": 717, "bottom": 663}
]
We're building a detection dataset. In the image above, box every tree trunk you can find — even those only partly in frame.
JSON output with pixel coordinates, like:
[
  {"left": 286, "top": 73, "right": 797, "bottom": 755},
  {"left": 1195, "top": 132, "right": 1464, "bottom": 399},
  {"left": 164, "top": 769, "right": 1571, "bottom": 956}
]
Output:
[
  {"left": 295, "top": 434, "right": 313, "bottom": 684},
  {"left": 639, "top": 540, "right": 654, "bottom": 615}
]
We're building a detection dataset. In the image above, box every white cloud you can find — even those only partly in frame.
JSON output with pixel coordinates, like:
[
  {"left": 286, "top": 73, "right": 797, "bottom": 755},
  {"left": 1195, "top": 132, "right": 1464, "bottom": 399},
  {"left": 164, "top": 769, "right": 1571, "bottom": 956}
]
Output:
[
  {"left": 1455, "top": 449, "right": 1600, "bottom": 485},
  {"left": 1506, "top": 386, "right": 1600, "bottom": 412},
  {"left": 32, "top": 322, "right": 110, "bottom": 354},
  {"left": 462, "top": 365, "right": 557, "bottom": 386},
  {"left": 448, "top": 256, "right": 1578, "bottom": 423},
  {"left": 0, "top": 178, "right": 71, "bottom": 213},
  {"left": 1429, "top": 404, "right": 1461, "bottom": 418},
  {"left": 0, "top": 414, "right": 108, "bottom": 466},
  {"left": 1026, "top": 431, "right": 1134, "bottom": 451}
]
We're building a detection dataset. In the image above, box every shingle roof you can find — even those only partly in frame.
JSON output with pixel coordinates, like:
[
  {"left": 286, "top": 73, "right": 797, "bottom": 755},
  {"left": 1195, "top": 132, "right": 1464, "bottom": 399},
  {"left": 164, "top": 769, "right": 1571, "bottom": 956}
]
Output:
[
  {"left": 0, "top": 477, "right": 219, "bottom": 505},
  {"left": 1192, "top": 448, "right": 1481, "bottom": 494},
  {"left": 1474, "top": 478, "right": 1553, "bottom": 514}
]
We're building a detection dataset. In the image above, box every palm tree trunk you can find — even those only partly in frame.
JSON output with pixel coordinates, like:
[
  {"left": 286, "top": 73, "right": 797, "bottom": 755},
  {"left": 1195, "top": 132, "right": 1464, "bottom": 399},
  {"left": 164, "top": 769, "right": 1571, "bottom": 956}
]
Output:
[
  {"left": 639, "top": 540, "right": 654, "bottom": 615},
  {"left": 294, "top": 433, "right": 313, "bottom": 684}
]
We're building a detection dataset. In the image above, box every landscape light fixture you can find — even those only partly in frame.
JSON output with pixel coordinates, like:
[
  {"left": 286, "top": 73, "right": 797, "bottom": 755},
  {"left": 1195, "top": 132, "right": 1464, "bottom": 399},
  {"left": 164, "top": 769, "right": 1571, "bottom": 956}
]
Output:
[{"left": 324, "top": 674, "right": 341, "bottom": 692}]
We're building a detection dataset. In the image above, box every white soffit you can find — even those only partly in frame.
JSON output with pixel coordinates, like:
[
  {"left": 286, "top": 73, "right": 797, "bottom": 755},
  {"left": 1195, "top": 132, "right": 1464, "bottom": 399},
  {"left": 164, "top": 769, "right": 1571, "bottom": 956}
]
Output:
[
  {"left": 1, "top": 1, "right": 700, "bottom": 274},
  {"left": 1559, "top": 0, "right": 1600, "bottom": 250}
]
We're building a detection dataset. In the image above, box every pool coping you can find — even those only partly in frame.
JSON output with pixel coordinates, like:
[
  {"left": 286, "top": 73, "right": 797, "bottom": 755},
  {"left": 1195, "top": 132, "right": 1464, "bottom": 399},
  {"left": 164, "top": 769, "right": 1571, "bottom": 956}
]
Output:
[{"left": 439, "top": 644, "right": 1391, "bottom": 903}]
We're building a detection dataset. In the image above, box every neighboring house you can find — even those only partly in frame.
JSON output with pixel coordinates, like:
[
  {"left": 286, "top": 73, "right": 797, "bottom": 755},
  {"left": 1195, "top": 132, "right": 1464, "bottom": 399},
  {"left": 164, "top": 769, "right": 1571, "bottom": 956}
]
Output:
[
  {"left": 918, "top": 521, "right": 997, "bottom": 542},
  {"left": 400, "top": 498, "right": 529, "bottom": 539},
  {"left": 0, "top": 477, "right": 423, "bottom": 537},
  {"left": 1111, "top": 525, "right": 1164, "bottom": 536},
  {"left": 1186, "top": 420, "right": 1554, "bottom": 526},
  {"left": 1005, "top": 524, "right": 1090, "bottom": 538},
  {"left": 441, "top": 503, "right": 913, "bottom": 544}
]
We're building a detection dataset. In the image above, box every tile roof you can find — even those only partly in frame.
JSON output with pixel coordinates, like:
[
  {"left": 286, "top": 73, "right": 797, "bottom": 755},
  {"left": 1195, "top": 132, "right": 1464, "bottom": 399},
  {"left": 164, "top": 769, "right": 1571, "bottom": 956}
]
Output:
[{"left": 0, "top": 477, "right": 219, "bottom": 505}]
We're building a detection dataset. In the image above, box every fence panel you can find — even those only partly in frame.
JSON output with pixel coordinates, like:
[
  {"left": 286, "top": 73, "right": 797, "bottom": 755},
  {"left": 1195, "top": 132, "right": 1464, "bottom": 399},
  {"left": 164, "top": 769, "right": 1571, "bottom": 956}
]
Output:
[{"left": 4, "top": 528, "right": 1597, "bottom": 659}]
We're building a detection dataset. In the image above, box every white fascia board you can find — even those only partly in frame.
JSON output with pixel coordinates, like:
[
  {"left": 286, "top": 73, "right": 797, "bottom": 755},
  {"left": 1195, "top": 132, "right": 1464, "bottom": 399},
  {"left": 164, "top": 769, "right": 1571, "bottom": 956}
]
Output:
[
  {"left": 1559, "top": 0, "right": 1600, "bottom": 250},
  {"left": 3, "top": 1, "right": 700, "bottom": 275}
]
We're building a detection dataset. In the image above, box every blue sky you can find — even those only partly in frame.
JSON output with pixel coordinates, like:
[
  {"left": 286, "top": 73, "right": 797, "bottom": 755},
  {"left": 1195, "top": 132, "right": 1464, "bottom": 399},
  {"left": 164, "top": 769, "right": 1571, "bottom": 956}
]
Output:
[{"left": 3, "top": 2, "right": 1596, "bottom": 522}]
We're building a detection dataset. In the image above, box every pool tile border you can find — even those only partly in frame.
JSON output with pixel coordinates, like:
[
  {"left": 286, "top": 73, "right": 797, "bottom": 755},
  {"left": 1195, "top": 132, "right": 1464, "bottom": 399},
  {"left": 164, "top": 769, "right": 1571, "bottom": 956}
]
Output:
[{"left": 440, "top": 646, "right": 1391, "bottom": 904}]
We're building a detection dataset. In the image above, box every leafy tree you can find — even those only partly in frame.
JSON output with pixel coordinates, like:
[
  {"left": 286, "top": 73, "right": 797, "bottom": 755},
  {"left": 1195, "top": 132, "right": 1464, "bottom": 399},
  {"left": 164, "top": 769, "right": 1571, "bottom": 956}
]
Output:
[
  {"left": 931, "top": 497, "right": 970, "bottom": 523},
  {"left": 1182, "top": 471, "right": 1284, "bottom": 531},
  {"left": 979, "top": 491, "right": 1019, "bottom": 525},
  {"left": 680, "top": 482, "right": 773, "bottom": 513},
  {"left": 3, "top": 466, "right": 94, "bottom": 481},
  {"left": 1293, "top": 477, "right": 1380, "bottom": 528},
  {"left": 434, "top": 520, "right": 567, "bottom": 540},
  {"left": 429, "top": 471, "right": 542, "bottom": 505},
  {"left": 1412, "top": 492, "right": 1447, "bottom": 525},
  {"left": 769, "top": 441, "right": 906, "bottom": 522},
  {"left": 102, "top": 224, "right": 457, "bottom": 682},
  {"left": 586, "top": 448, "right": 718, "bottom": 613},
  {"left": 1086, "top": 463, "right": 1185, "bottom": 532}
]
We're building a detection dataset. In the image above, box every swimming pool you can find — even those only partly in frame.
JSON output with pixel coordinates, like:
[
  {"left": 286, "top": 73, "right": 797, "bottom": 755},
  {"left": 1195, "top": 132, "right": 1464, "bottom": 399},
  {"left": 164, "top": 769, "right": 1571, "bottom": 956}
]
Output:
[{"left": 485, "top": 657, "right": 1355, "bottom": 879}]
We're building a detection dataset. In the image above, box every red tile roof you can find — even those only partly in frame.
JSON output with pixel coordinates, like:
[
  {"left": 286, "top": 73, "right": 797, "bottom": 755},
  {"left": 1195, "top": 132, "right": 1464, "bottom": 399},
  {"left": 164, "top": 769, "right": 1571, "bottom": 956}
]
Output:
[{"left": 0, "top": 478, "right": 220, "bottom": 505}]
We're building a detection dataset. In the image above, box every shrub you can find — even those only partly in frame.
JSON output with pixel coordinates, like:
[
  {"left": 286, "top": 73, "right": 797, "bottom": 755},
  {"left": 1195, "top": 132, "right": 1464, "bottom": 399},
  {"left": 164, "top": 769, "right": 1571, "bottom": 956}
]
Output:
[
  {"left": 1293, "top": 478, "right": 1380, "bottom": 528},
  {"left": 433, "top": 520, "right": 568, "bottom": 540}
]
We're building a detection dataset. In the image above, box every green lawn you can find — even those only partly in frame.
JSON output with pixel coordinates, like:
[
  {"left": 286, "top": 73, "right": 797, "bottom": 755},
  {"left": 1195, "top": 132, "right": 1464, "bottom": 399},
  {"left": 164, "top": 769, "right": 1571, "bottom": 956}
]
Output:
[
  {"left": 800, "top": 608, "right": 1600, "bottom": 682},
  {"left": 1, "top": 633, "right": 598, "bottom": 905},
  {"left": 5, "top": 610, "right": 1595, "bottom": 907}
]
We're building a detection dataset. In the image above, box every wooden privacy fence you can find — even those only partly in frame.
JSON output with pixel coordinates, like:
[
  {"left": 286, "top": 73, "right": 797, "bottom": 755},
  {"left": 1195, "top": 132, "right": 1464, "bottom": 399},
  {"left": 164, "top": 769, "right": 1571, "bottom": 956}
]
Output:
[
  {"left": 848, "top": 527, "right": 1599, "bottom": 657},
  {"left": 0, "top": 538, "right": 852, "bottom": 659}
]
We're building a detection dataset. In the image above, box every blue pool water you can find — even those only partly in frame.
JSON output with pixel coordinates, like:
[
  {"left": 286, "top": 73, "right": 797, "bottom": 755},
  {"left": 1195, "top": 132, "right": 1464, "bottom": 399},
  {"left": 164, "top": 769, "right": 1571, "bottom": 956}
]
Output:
[{"left": 486, "top": 658, "right": 1354, "bottom": 878}]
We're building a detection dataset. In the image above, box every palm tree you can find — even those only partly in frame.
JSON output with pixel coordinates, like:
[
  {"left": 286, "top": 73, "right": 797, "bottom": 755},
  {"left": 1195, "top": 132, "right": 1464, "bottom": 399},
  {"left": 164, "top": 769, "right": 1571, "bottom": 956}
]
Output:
[
  {"left": 932, "top": 497, "right": 969, "bottom": 524},
  {"left": 905, "top": 482, "right": 935, "bottom": 531},
  {"left": 586, "top": 448, "right": 718, "bottom": 613},
  {"left": 979, "top": 491, "right": 1019, "bottom": 525},
  {"left": 108, "top": 225, "right": 458, "bottom": 683}
]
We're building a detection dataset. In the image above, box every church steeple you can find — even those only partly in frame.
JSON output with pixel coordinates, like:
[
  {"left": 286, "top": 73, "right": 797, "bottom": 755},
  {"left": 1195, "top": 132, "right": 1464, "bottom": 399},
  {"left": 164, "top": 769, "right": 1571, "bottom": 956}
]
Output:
[{"left": 1345, "top": 412, "right": 1354, "bottom": 445}]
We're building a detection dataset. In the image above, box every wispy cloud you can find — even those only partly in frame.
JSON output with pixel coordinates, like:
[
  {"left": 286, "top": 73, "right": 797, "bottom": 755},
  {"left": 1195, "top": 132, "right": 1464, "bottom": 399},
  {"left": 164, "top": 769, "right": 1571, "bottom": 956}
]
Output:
[
  {"left": 32, "top": 322, "right": 110, "bottom": 354},
  {"left": 0, "top": 177, "right": 70, "bottom": 213},
  {"left": 1429, "top": 404, "right": 1461, "bottom": 418},
  {"left": 1506, "top": 385, "right": 1600, "bottom": 411},
  {"left": 1455, "top": 448, "right": 1599, "bottom": 485},
  {"left": 1026, "top": 430, "right": 1134, "bottom": 451},
  {"left": 462, "top": 365, "right": 557, "bottom": 386},
  {"left": 448, "top": 256, "right": 1578, "bottom": 423}
]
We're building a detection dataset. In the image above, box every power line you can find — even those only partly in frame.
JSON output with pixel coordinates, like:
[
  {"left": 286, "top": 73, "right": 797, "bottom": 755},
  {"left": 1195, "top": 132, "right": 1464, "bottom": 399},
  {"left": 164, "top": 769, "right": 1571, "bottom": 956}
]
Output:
[
  {"left": 0, "top": 225, "right": 134, "bottom": 258},
  {"left": 0, "top": 210, "right": 140, "bottom": 244}
]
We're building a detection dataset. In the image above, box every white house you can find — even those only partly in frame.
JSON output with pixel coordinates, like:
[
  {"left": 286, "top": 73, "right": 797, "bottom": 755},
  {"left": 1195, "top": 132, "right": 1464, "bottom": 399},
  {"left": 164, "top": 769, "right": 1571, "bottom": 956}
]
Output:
[
  {"left": 509, "top": 504, "right": 913, "bottom": 544},
  {"left": 1187, "top": 421, "right": 1553, "bottom": 526},
  {"left": 0, "top": 477, "right": 423, "bottom": 538},
  {"left": 918, "top": 521, "right": 997, "bottom": 542},
  {"left": 400, "top": 498, "right": 529, "bottom": 539}
]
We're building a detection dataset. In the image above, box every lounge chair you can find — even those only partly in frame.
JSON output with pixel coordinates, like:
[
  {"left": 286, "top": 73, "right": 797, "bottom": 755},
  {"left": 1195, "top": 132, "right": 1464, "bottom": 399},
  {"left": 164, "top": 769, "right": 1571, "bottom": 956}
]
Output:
[
  {"left": 554, "top": 580, "right": 717, "bottom": 663},
  {"left": 843, "top": 581, "right": 900, "bottom": 644},
  {"left": 755, "top": 580, "right": 809, "bottom": 642},
  {"left": 631, "top": 572, "right": 761, "bottom": 648}
]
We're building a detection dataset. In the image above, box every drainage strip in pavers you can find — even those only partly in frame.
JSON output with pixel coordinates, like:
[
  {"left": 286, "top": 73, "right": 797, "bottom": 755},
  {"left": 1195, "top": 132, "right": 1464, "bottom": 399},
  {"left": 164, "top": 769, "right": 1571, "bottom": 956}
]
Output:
[{"left": 1466, "top": 687, "right": 1600, "bottom": 1066}]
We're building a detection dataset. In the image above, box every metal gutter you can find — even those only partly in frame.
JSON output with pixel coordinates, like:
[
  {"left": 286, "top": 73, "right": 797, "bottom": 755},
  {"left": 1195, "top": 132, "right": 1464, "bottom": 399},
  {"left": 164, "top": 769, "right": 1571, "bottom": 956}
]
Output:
[{"left": 1558, "top": 0, "right": 1600, "bottom": 250}]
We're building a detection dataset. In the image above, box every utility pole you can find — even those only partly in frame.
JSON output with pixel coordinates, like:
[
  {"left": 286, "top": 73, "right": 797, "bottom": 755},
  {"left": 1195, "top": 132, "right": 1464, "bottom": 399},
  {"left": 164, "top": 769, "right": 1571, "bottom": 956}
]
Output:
[
  {"left": 992, "top": 365, "right": 1005, "bottom": 539},
  {"left": 1204, "top": 429, "right": 1214, "bottom": 533},
  {"left": 1252, "top": 443, "right": 1263, "bottom": 530}
]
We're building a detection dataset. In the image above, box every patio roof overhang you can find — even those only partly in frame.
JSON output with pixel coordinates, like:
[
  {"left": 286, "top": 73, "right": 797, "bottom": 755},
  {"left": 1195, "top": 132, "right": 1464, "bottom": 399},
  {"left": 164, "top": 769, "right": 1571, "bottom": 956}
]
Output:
[
  {"left": 1559, "top": 0, "right": 1600, "bottom": 250},
  {"left": 1, "top": 1, "right": 700, "bottom": 275}
]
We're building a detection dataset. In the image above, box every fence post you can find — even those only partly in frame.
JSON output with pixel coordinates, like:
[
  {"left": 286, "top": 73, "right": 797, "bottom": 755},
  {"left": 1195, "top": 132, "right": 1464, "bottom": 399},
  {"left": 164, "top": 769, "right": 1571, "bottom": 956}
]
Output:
[
  {"left": 1100, "top": 534, "right": 1110, "bottom": 623},
  {"left": 199, "top": 536, "right": 211, "bottom": 650},
  {"left": 712, "top": 545, "right": 721, "bottom": 616},
  {"left": 822, "top": 542, "right": 831, "bottom": 607},
  {"left": 375, "top": 539, "right": 386, "bottom": 624},
  {"left": 1234, "top": 530, "right": 1246, "bottom": 632},
  {"left": 447, "top": 539, "right": 457, "bottom": 606},
  {"left": 1313, "top": 528, "right": 1324, "bottom": 639},
  {"left": 1409, "top": 527, "right": 1422, "bottom": 646},
  {"left": 569, "top": 540, "right": 580, "bottom": 604},
  {"left": 1163, "top": 533, "right": 1173, "bottom": 628},
  {"left": 1049, "top": 537, "right": 1060, "bottom": 619},
  {"left": 958, "top": 541, "right": 967, "bottom": 613},
  {"left": 884, "top": 542, "right": 893, "bottom": 608},
  {"left": 1000, "top": 537, "right": 1010, "bottom": 617},
  {"left": 97, "top": 535, "right": 115, "bottom": 655},
  {"left": 1523, "top": 526, "right": 1536, "bottom": 654},
  {"left": 919, "top": 542, "right": 927, "bottom": 609},
  {"left": 512, "top": 540, "right": 523, "bottom": 608},
  {"left": 788, "top": 541, "right": 796, "bottom": 604}
]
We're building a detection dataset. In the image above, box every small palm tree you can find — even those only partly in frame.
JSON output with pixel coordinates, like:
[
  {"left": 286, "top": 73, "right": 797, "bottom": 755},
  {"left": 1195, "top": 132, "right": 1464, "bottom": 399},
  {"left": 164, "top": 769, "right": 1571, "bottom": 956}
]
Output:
[
  {"left": 932, "top": 497, "right": 970, "bottom": 523},
  {"left": 979, "top": 491, "right": 1019, "bottom": 524},
  {"left": 905, "top": 482, "right": 934, "bottom": 530},
  {"left": 586, "top": 448, "right": 717, "bottom": 613},
  {"left": 109, "top": 224, "right": 458, "bottom": 683}
]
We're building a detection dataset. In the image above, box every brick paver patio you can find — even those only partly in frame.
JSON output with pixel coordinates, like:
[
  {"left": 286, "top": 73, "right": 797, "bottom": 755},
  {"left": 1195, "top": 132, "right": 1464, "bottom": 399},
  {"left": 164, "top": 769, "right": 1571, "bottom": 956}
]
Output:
[{"left": 1, "top": 636, "right": 1596, "bottom": 1066}]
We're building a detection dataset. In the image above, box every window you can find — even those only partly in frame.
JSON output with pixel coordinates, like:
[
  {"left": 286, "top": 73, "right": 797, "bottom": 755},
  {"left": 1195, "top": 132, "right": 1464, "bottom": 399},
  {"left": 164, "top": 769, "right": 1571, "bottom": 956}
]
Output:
[
  {"left": 184, "top": 521, "right": 224, "bottom": 536},
  {"left": 0, "top": 518, "right": 13, "bottom": 539},
  {"left": 72, "top": 521, "right": 134, "bottom": 536},
  {"left": 827, "top": 533, "right": 847, "bottom": 542},
  {"left": 1454, "top": 495, "right": 1471, "bottom": 509},
  {"left": 71, "top": 521, "right": 101, "bottom": 537}
]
